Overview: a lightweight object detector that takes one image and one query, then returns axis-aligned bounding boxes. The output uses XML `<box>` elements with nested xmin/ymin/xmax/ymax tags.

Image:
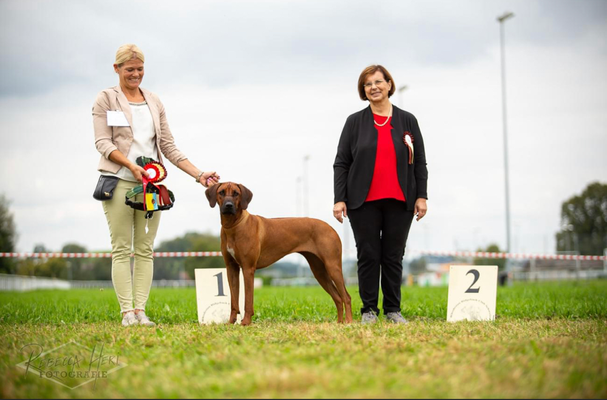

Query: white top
<box><xmin>113</xmin><ymin>101</ymin><xmax>158</xmax><ymax>182</ymax></box>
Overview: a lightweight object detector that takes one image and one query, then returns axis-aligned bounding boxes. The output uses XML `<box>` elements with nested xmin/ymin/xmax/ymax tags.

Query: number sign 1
<box><xmin>446</xmin><ymin>265</ymin><xmax>498</xmax><ymax>322</ymax></box>
<box><xmin>195</xmin><ymin>268</ymin><xmax>245</xmax><ymax>325</ymax></box>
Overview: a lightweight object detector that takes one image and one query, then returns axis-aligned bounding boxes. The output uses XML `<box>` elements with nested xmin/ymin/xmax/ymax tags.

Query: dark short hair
<box><xmin>357</xmin><ymin>65</ymin><xmax>395</xmax><ymax>101</ymax></box>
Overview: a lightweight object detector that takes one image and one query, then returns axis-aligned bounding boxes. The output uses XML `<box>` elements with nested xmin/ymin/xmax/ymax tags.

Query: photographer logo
<box><xmin>17</xmin><ymin>341</ymin><xmax>127</xmax><ymax>389</ymax></box>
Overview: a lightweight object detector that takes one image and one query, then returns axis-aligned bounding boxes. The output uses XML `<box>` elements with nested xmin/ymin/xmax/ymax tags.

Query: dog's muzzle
<box><xmin>221</xmin><ymin>200</ymin><xmax>236</xmax><ymax>214</ymax></box>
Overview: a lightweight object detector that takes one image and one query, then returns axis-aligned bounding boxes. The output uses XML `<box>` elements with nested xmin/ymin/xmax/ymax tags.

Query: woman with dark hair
<box><xmin>333</xmin><ymin>65</ymin><xmax>428</xmax><ymax>324</ymax></box>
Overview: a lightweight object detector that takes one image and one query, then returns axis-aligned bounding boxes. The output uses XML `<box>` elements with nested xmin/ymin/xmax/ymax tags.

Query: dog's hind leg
<box><xmin>325</xmin><ymin>266</ymin><xmax>353</xmax><ymax>323</ymax></box>
<box><xmin>300</xmin><ymin>252</ymin><xmax>345</xmax><ymax>323</ymax></box>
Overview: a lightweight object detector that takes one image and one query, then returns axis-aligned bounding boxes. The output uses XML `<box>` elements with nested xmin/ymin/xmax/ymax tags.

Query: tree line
<box><xmin>0</xmin><ymin>198</ymin><xmax>224</xmax><ymax>280</ymax></box>
<box><xmin>1</xmin><ymin>182</ymin><xmax>606</xmax><ymax>278</ymax></box>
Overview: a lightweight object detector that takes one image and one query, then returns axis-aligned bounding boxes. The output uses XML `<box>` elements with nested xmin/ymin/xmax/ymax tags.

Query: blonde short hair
<box><xmin>115</xmin><ymin>44</ymin><xmax>145</xmax><ymax>66</ymax></box>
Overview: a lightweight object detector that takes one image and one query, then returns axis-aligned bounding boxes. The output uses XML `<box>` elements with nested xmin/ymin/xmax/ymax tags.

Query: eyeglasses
<box><xmin>363</xmin><ymin>80</ymin><xmax>387</xmax><ymax>89</ymax></box>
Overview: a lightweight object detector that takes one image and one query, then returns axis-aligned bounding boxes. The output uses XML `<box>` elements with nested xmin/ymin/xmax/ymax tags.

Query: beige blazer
<box><xmin>92</xmin><ymin>85</ymin><xmax>187</xmax><ymax>173</ymax></box>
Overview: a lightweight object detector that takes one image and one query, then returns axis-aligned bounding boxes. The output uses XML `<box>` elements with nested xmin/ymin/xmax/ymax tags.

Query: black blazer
<box><xmin>333</xmin><ymin>105</ymin><xmax>428</xmax><ymax>211</ymax></box>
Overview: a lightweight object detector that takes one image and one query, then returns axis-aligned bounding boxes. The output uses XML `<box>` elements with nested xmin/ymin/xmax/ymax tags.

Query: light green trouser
<box><xmin>102</xmin><ymin>179</ymin><xmax>161</xmax><ymax>314</ymax></box>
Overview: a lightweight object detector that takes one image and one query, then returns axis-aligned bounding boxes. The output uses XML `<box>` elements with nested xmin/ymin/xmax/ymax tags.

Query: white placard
<box><xmin>106</xmin><ymin>111</ymin><xmax>130</xmax><ymax>127</ymax></box>
<box><xmin>447</xmin><ymin>265</ymin><xmax>498</xmax><ymax>322</ymax></box>
<box><xmin>195</xmin><ymin>268</ymin><xmax>244</xmax><ymax>325</ymax></box>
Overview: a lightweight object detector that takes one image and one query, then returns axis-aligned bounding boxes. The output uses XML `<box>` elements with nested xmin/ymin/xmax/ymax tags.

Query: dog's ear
<box><xmin>205</xmin><ymin>183</ymin><xmax>220</xmax><ymax>208</ymax></box>
<box><xmin>238</xmin><ymin>184</ymin><xmax>253</xmax><ymax>210</ymax></box>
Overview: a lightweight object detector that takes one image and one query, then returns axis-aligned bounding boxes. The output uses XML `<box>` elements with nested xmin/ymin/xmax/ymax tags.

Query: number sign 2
<box><xmin>465</xmin><ymin>269</ymin><xmax>481</xmax><ymax>293</ymax></box>
<box><xmin>446</xmin><ymin>265</ymin><xmax>498</xmax><ymax>322</ymax></box>
<box><xmin>195</xmin><ymin>268</ymin><xmax>245</xmax><ymax>325</ymax></box>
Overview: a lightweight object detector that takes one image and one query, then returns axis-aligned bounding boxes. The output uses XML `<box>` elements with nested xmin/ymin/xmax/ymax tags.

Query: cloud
<box><xmin>0</xmin><ymin>0</ymin><xmax>606</xmax><ymax>256</ymax></box>
<box><xmin>6</xmin><ymin>0</ymin><xmax>605</xmax><ymax>96</ymax></box>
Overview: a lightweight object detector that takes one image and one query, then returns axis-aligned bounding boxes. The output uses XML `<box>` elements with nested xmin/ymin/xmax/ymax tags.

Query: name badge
<box><xmin>107</xmin><ymin>111</ymin><xmax>130</xmax><ymax>127</ymax></box>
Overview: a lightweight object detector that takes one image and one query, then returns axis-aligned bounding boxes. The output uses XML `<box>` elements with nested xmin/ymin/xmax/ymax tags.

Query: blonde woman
<box><xmin>92</xmin><ymin>44</ymin><xmax>220</xmax><ymax>326</ymax></box>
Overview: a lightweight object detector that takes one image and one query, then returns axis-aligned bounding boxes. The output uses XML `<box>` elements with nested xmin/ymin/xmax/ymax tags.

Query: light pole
<box><xmin>300</xmin><ymin>155</ymin><xmax>311</xmax><ymax>279</ymax></box>
<box><xmin>563</xmin><ymin>223</ymin><xmax>579</xmax><ymax>254</ymax></box>
<box><xmin>497</xmin><ymin>11</ymin><xmax>514</xmax><ymax>255</ymax></box>
<box><xmin>397</xmin><ymin>85</ymin><xmax>408</xmax><ymax>109</ymax></box>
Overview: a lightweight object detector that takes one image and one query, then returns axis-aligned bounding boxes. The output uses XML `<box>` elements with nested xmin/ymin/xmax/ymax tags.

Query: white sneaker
<box><xmin>135</xmin><ymin>311</ymin><xmax>156</xmax><ymax>327</ymax></box>
<box><xmin>361</xmin><ymin>311</ymin><xmax>379</xmax><ymax>325</ymax></box>
<box><xmin>386</xmin><ymin>312</ymin><xmax>409</xmax><ymax>324</ymax></box>
<box><xmin>121</xmin><ymin>311</ymin><xmax>139</xmax><ymax>326</ymax></box>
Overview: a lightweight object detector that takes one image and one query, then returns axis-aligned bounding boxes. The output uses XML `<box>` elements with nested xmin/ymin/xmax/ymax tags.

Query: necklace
<box><xmin>373</xmin><ymin>105</ymin><xmax>392</xmax><ymax>127</ymax></box>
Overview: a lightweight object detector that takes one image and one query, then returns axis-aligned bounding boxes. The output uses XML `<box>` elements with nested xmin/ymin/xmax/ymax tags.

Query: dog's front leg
<box><xmin>225</xmin><ymin>258</ymin><xmax>241</xmax><ymax>324</ymax></box>
<box><xmin>240</xmin><ymin>266</ymin><xmax>256</xmax><ymax>326</ymax></box>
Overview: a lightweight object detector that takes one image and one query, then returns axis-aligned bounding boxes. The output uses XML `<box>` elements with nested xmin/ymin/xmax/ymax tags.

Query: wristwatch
<box><xmin>195</xmin><ymin>171</ymin><xmax>204</xmax><ymax>183</ymax></box>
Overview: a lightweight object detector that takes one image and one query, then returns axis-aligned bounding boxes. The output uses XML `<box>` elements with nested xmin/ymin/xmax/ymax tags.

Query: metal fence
<box><xmin>69</xmin><ymin>279</ymin><xmax>197</xmax><ymax>289</ymax></box>
<box><xmin>0</xmin><ymin>274</ymin><xmax>200</xmax><ymax>291</ymax></box>
<box><xmin>512</xmin><ymin>269</ymin><xmax>606</xmax><ymax>281</ymax></box>
<box><xmin>1</xmin><ymin>250</ymin><xmax>605</xmax><ymax>290</ymax></box>
<box><xmin>0</xmin><ymin>273</ymin><xmax>70</xmax><ymax>291</ymax></box>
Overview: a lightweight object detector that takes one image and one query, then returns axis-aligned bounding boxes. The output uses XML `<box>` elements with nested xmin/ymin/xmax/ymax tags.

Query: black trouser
<box><xmin>348</xmin><ymin>199</ymin><xmax>414</xmax><ymax>315</ymax></box>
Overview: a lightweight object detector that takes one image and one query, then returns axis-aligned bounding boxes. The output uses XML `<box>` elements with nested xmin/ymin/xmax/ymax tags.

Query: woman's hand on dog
<box><xmin>201</xmin><ymin>171</ymin><xmax>220</xmax><ymax>188</ymax></box>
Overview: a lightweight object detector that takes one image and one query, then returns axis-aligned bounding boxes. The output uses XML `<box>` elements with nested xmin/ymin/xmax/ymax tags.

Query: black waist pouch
<box><xmin>93</xmin><ymin>175</ymin><xmax>120</xmax><ymax>201</ymax></box>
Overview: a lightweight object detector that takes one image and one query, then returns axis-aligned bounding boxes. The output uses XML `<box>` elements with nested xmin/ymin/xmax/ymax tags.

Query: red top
<box><xmin>365</xmin><ymin>115</ymin><xmax>406</xmax><ymax>203</ymax></box>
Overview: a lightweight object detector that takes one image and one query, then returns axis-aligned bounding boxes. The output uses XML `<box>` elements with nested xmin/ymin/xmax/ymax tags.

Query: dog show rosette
<box><xmin>125</xmin><ymin>156</ymin><xmax>175</xmax><ymax>219</ymax></box>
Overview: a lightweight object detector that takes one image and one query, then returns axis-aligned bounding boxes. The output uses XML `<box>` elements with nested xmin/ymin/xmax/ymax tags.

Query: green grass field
<box><xmin>1</xmin><ymin>281</ymin><xmax>606</xmax><ymax>398</ymax></box>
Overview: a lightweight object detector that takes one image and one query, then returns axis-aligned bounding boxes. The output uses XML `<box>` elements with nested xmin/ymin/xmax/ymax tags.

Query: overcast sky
<box><xmin>0</xmin><ymin>0</ymin><xmax>605</xmax><ymax>260</ymax></box>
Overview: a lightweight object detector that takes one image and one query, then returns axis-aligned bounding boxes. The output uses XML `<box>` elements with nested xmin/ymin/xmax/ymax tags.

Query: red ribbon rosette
<box><xmin>141</xmin><ymin>161</ymin><xmax>167</xmax><ymax>212</ymax></box>
<box><xmin>403</xmin><ymin>131</ymin><xmax>414</xmax><ymax>164</ymax></box>
<box><xmin>143</xmin><ymin>161</ymin><xmax>167</xmax><ymax>183</ymax></box>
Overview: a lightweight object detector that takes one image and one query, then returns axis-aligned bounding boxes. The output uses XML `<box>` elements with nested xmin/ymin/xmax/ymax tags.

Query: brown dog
<box><xmin>205</xmin><ymin>182</ymin><xmax>353</xmax><ymax>325</ymax></box>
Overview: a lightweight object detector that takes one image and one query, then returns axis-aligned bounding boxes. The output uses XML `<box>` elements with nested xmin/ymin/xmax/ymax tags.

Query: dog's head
<box><xmin>205</xmin><ymin>182</ymin><xmax>253</xmax><ymax>215</ymax></box>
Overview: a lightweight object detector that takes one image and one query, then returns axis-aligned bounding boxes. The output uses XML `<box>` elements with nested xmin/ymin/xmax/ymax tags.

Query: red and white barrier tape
<box><xmin>0</xmin><ymin>250</ymin><xmax>604</xmax><ymax>261</ymax></box>
<box><xmin>0</xmin><ymin>251</ymin><xmax>222</xmax><ymax>258</ymax></box>
<box><xmin>413</xmin><ymin>250</ymin><xmax>605</xmax><ymax>261</ymax></box>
